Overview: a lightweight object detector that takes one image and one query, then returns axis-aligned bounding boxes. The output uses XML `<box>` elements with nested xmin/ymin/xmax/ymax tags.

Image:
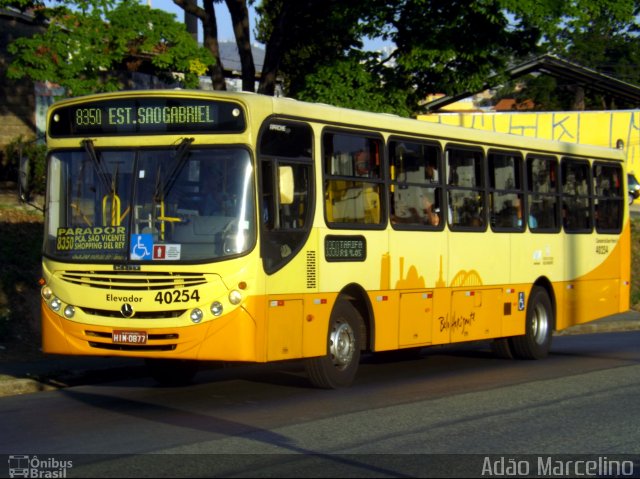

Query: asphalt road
<box><xmin>0</xmin><ymin>330</ymin><xmax>639</xmax><ymax>478</ymax></box>
<box><xmin>1</xmin><ymin>310</ymin><xmax>639</xmax><ymax>399</ymax></box>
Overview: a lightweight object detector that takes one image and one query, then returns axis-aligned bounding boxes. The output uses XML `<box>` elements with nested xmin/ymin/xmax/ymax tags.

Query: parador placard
<box><xmin>56</xmin><ymin>226</ymin><xmax>126</xmax><ymax>252</ymax></box>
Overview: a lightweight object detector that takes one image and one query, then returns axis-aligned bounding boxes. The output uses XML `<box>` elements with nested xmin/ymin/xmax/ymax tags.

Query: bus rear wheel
<box><xmin>511</xmin><ymin>286</ymin><xmax>554</xmax><ymax>359</ymax></box>
<box><xmin>305</xmin><ymin>300</ymin><xmax>363</xmax><ymax>389</ymax></box>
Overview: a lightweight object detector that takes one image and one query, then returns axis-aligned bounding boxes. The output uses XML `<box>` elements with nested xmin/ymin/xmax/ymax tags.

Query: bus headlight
<box><xmin>229</xmin><ymin>290</ymin><xmax>242</xmax><ymax>305</ymax></box>
<box><xmin>50</xmin><ymin>297</ymin><xmax>62</xmax><ymax>312</ymax></box>
<box><xmin>64</xmin><ymin>305</ymin><xmax>75</xmax><ymax>318</ymax></box>
<box><xmin>42</xmin><ymin>286</ymin><xmax>53</xmax><ymax>300</ymax></box>
<box><xmin>190</xmin><ymin>308</ymin><xmax>203</xmax><ymax>323</ymax></box>
<box><xmin>210</xmin><ymin>301</ymin><xmax>223</xmax><ymax>316</ymax></box>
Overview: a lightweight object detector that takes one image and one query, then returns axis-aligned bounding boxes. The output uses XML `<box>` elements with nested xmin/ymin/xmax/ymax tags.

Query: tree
<box><xmin>172</xmin><ymin>0</ymin><xmax>255</xmax><ymax>91</ymax></box>
<box><xmin>254</xmin><ymin>0</ymin><xmax>371</xmax><ymax>96</ymax></box>
<box><xmin>294</xmin><ymin>56</ymin><xmax>412</xmax><ymax>116</ymax></box>
<box><xmin>254</xmin><ymin>0</ymin><xmax>639</xmax><ymax>114</ymax></box>
<box><xmin>5</xmin><ymin>0</ymin><xmax>215</xmax><ymax>96</ymax></box>
<box><xmin>491</xmin><ymin>1</ymin><xmax>640</xmax><ymax>110</ymax></box>
<box><xmin>173</xmin><ymin>0</ymin><xmax>226</xmax><ymax>90</ymax></box>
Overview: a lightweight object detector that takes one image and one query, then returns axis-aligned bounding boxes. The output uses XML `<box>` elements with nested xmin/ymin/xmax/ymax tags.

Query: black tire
<box><xmin>511</xmin><ymin>286</ymin><xmax>554</xmax><ymax>359</ymax></box>
<box><xmin>491</xmin><ymin>337</ymin><xmax>514</xmax><ymax>359</ymax></box>
<box><xmin>145</xmin><ymin>358</ymin><xmax>199</xmax><ymax>386</ymax></box>
<box><xmin>305</xmin><ymin>300</ymin><xmax>363</xmax><ymax>389</ymax></box>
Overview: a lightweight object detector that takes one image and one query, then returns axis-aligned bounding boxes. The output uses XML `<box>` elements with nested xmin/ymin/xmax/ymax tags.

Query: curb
<box><xmin>555</xmin><ymin>319</ymin><xmax>640</xmax><ymax>335</ymax></box>
<box><xmin>0</xmin><ymin>363</ymin><xmax>147</xmax><ymax>398</ymax></box>
<box><xmin>0</xmin><ymin>377</ymin><xmax>59</xmax><ymax>397</ymax></box>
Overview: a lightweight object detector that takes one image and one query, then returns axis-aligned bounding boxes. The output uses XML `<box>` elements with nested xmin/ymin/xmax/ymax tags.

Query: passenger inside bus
<box><xmin>425</xmin><ymin>160</ymin><xmax>439</xmax><ymax>183</ymax></box>
<box><xmin>420</xmin><ymin>192</ymin><xmax>440</xmax><ymax>225</ymax></box>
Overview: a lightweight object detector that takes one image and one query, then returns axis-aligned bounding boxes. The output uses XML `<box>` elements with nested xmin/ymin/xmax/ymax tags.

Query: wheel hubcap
<box><xmin>329</xmin><ymin>320</ymin><xmax>355</xmax><ymax>370</ymax></box>
<box><xmin>532</xmin><ymin>303</ymin><xmax>549</xmax><ymax>345</ymax></box>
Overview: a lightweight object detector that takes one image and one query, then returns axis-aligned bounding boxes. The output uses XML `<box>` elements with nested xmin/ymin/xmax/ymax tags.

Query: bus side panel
<box><xmin>266</xmin><ymin>299</ymin><xmax>303</xmax><ymax>361</ymax></box>
<box><xmin>302</xmin><ymin>293</ymin><xmax>338</xmax><ymax>358</ymax></box>
<box><xmin>556</xmin><ymin>222</ymin><xmax>631</xmax><ymax>330</ymax></box>
<box><xmin>399</xmin><ymin>291</ymin><xmax>434</xmax><ymax>346</ymax></box>
<box><xmin>500</xmin><ymin>286</ymin><xmax>527</xmax><ymax>337</ymax></box>
<box><xmin>448</xmin><ymin>289</ymin><xmax>502</xmax><ymax>342</ymax></box>
<box><xmin>369</xmin><ymin>290</ymin><xmax>400</xmax><ymax>352</ymax></box>
<box><xmin>560</xmin><ymin>279</ymin><xmax>620</xmax><ymax>330</ymax></box>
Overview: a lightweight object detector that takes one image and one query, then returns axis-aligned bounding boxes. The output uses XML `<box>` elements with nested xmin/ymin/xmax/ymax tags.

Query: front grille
<box><xmin>81</xmin><ymin>307</ymin><xmax>186</xmax><ymax>319</ymax></box>
<box><xmin>88</xmin><ymin>342</ymin><xmax>177</xmax><ymax>352</ymax></box>
<box><xmin>59</xmin><ymin>270</ymin><xmax>207</xmax><ymax>291</ymax></box>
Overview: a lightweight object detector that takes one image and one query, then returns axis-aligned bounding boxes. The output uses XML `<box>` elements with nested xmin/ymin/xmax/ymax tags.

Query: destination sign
<box><xmin>325</xmin><ymin>235</ymin><xmax>367</xmax><ymax>262</ymax></box>
<box><xmin>48</xmin><ymin>97</ymin><xmax>245</xmax><ymax>136</ymax></box>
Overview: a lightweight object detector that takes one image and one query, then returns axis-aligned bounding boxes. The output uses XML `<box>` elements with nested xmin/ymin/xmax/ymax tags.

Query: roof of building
<box><xmin>219</xmin><ymin>42</ymin><xmax>265</xmax><ymax>75</ymax></box>
<box><xmin>422</xmin><ymin>54</ymin><xmax>640</xmax><ymax>112</ymax></box>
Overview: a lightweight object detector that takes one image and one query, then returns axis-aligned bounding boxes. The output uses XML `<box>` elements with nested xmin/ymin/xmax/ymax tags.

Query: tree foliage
<box><xmin>6</xmin><ymin>0</ymin><xmax>215</xmax><ymax>96</ymax></box>
<box><xmin>253</xmin><ymin>0</ymin><xmax>640</xmax><ymax>114</ymax></box>
<box><xmin>5</xmin><ymin>0</ymin><xmax>639</xmax><ymax>111</ymax></box>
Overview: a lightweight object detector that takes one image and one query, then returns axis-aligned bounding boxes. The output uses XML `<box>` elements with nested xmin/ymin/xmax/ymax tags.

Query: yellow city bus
<box><xmin>41</xmin><ymin>90</ymin><xmax>630</xmax><ymax>388</ymax></box>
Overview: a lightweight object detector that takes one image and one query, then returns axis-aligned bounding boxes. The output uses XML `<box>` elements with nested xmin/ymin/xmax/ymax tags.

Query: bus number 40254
<box><xmin>154</xmin><ymin>289</ymin><xmax>201</xmax><ymax>304</ymax></box>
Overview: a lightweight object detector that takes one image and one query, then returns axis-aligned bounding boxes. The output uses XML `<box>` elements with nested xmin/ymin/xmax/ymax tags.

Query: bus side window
<box><xmin>594</xmin><ymin>162</ymin><xmax>623</xmax><ymax>233</ymax></box>
<box><xmin>323</xmin><ymin>131</ymin><xmax>385</xmax><ymax>226</ymax></box>
<box><xmin>527</xmin><ymin>156</ymin><xmax>560</xmax><ymax>232</ymax></box>
<box><xmin>561</xmin><ymin>158</ymin><xmax>592</xmax><ymax>233</ymax></box>
<box><xmin>446</xmin><ymin>147</ymin><xmax>485</xmax><ymax>230</ymax></box>
<box><xmin>389</xmin><ymin>139</ymin><xmax>443</xmax><ymax>229</ymax></box>
<box><xmin>489</xmin><ymin>150</ymin><xmax>524</xmax><ymax>232</ymax></box>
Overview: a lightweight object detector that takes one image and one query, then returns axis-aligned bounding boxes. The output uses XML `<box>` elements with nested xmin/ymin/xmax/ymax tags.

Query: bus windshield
<box><xmin>44</xmin><ymin>145</ymin><xmax>256</xmax><ymax>262</ymax></box>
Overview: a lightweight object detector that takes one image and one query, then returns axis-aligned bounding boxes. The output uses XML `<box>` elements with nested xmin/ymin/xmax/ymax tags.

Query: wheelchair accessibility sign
<box><xmin>130</xmin><ymin>234</ymin><xmax>153</xmax><ymax>260</ymax></box>
<box><xmin>130</xmin><ymin>235</ymin><xmax>181</xmax><ymax>261</ymax></box>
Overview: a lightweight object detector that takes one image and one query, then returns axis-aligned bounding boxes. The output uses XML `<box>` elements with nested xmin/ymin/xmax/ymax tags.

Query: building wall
<box><xmin>417</xmin><ymin>110</ymin><xmax>640</xmax><ymax>176</ymax></box>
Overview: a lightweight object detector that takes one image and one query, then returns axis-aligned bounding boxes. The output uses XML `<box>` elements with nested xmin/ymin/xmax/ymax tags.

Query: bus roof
<box><xmin>49</xmin><ymin>89</ymin><xmax>626</xmax><ymax>162</ymax></box>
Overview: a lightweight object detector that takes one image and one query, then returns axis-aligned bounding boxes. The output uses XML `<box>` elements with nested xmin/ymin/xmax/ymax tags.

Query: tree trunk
<box><xmin>184</xmin><ymin>0</ymin><xmax>198</xmax><ymax>41</ymax></box>
<box><xmin>173</xmin><ymin>0</ymin><xmax>226</xmax><ymax>90</ymax></box>
<box><xmin>225</xmin><ymin>0</ymin><xmax>256</xmax><ymax>92</ymax></box>
<box><xmin>258</xmin><ymin>3</ymin><xmax>290</xmax><ymax>96</ymax></box>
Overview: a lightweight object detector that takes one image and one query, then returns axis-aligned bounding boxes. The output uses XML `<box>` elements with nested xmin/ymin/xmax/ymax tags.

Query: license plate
<box><xmin>112</xmin><ymin>330</ymin><xmax>147</xmax><ymax>344</ymax></box>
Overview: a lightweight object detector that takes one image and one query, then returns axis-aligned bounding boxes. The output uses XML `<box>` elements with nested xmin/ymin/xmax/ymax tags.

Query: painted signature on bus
<box><xmin>439</xmin><ymin>312</ymin><xmax>476</xmax><ymax>336</ymax></box>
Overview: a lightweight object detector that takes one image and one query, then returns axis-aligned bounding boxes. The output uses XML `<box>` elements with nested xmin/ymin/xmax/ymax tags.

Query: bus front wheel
<box><xmin>305</xmin><ymin>300</ymin><xmax>363</xmax><ymax>389</ymax></box>
<box><xmin>511</xmin><ymin>286</ymin><xmax>554</xmax><ymax>359</ymax></box>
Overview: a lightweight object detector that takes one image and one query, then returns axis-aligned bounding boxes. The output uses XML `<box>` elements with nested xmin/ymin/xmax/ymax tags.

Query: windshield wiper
<box><xmin>82</xmin><ymin>139</ymin><xmax>113</xmax><ymax>195</ymax></box>
<box><xmin>161</xmin><ymin>137</ymin><xmax>194</xmax><ymax>201</ymax></box>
